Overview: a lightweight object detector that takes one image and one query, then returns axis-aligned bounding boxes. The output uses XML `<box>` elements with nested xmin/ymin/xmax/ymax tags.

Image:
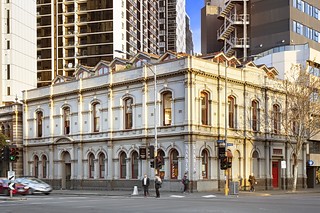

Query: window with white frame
<box><xmin>251</xmin><ymin>100</ymin><xmax>259</xmax><ymax>131</ymax></box>
<box><xmin>93</xmin><ymin>103</ymin><xmax>100</xmax><ymax>132</ymax></box>
<box><xmin>88</xmin><ymin>153</ymin><xmax>95</xmax><ymax>178</ymax></box>
<box><xmin>201</xmin><ymin>91</ymin><xmax>209</xmax><ymax>125</ymax></box>
<box><xmin>63</xmin><ymin>107</ymin><xmax>70</xmax><ymax>135</ymax></box>
<box><xmin>228</xmin><ymin>96</ymin><xmax>236</xmax><ymax>128</ymax></box>
<box><xmin>36</xmin><ymin>111</ymin><xmax>43</xmax><ymax>137</ymax></box>
<box><xmin>124</xmin><ymin>98</ymin><xmax>133</xmax><ymax>129</ymax></box>
<box><xmin>162</xmin><ymin>91</ymin><xmax>172</xmax><ymax>126</ymax></box>
<box><xmin>272</xmin><ymin>104</ymin><xmax>281</xmax><ymax>134</ymax></box>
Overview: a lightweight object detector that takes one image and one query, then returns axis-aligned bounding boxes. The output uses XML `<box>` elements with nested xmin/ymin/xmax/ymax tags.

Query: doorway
<box><xmin>272</xmin><ymin>161</ymin><xmax>279</xmax><ymax>188</ymax></box>
<box><xmin>61</xmin><ymin>151</ymin><xmax>71</xmax><ymax>189</ymax></box>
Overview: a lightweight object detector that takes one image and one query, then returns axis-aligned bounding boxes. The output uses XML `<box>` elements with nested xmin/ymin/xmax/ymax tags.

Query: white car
<box><xmin>16</xmin><ymin>177</ymin><xmax>52</xmax><ymax>195</ymax></box>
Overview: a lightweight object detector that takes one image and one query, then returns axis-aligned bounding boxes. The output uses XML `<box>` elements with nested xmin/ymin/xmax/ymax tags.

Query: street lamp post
<box><xmin>115</xmin><ymin>50</ymin><xmax>158</xmax><ymax>174</ymax></box>
<box><xmin>224</xmin><ymin>61</ymin><xmax>229</xmax><ymax>196</ymax></box>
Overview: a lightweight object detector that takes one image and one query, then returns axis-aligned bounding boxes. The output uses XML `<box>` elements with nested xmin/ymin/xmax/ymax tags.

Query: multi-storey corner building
<box><xmin>0</xmin><ymin>0</ymin><xmax>36</xmax><ymax>105</ymax></box>
<box><xmin>201</xmin><ymin>0</ymin><xmax>320</xmax><ymax>60</ymax></box>
<box><xmin>36</xmin><ymin>0</ymin><xmax>159</xmax><ymax>87</ymax></box>
<box><xmin>23</xmin><ymin>51</ymin><xmax>309</xmax><ymax>191</ymax></box>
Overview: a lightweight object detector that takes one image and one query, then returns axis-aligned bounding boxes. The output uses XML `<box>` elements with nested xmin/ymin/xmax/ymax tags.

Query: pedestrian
<box><xmin>181</xmin><ymin>172</ymin><xmax>189</xmax><ymax>193</ymax></box>
<box><xmin>248</xmin><ymin>173</ymin><xmax>256</xmax><ymax>192</ymax></box>
<box><xmin>141</xmin><ymin>174</ymin><xmax>150</xmax><ymax>197</ymax></box>
<box><xmin>154</xmin><ymin>174</ymin><xmax>162</xmax><ymax>198</ymax></box>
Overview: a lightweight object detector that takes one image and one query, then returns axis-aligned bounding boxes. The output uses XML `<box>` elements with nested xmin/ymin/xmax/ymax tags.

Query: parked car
<box><xmin>15</xmin><ymin>177</ymin><xmax>52</xmax><ymax>195</ymax></box>
<box><xmin>0</xmin><ymin>178</ymin><xmax>29</xmax><ymax>196</ymax></box>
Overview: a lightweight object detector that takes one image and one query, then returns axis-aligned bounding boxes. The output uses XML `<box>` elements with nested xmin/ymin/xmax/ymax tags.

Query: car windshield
<box><xmin>26</xmin><ymin>178</ymin><xmax>47</xmax><ymax>184</ymax></box>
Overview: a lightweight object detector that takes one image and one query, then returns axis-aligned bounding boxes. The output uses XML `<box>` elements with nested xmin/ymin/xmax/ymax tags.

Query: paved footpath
<box><xmin>50</xmin><ymin>187</ymin><xmax>320</xmax><ymax>198</ymax></box>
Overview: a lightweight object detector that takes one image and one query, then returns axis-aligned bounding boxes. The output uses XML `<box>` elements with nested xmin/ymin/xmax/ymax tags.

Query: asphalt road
<box><xmin>1</xmin><ymin>193</ymin><xmax>320</xmax><ymax>213</ymax></box>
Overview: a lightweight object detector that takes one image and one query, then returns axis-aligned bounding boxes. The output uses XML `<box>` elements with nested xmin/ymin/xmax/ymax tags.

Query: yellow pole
<box><xmin>224</xmin><ymin>61</ymin><xmax>229</xmax><ymax>196</ymax></box>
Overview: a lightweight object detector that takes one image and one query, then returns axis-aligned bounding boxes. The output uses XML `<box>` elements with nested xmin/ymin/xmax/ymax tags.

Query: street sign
<box><xmin>281</xmin><ymin>160</ymin><xmax>286</xmax><ymax>169</ymax></box>
<box><xmin>9</xmin><ymin>182</ymin><xmax>15</xmax><ymax>190</ymax></box>
<box><xmin>217</xmin><ymin>140</ymin><xmax>225</xmax><ymax>143</ymax></box>
<box><xmin>8</xmin><ymin>171</ymin><xmax>15</xmax><ymax>181</ymax></box>
<box><xmin>227</xmin><ymin>143</ymin><xmax>233</xmax><ymax>146</ymax></box>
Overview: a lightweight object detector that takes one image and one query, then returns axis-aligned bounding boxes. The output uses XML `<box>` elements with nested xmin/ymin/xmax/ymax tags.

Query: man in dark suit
<box><xmin>142</xmin><ymin>174</ymin><xmax>150</xmax><ymax>197</ymax></box>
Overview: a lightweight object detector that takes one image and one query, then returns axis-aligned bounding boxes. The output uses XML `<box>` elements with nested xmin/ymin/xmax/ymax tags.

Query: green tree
<box><xmin>0</xmin><ymin>133</ymin><xmax>7</xmax><ymax>148</ymax></box>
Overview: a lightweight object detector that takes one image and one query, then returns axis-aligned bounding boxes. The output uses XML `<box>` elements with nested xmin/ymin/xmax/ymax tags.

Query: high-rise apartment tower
<box><xmin>1</xmin><ymin>0</ymin><xmax>36</xmax><ymax>104</ymax></box>
<box><xmin>36</xmin><ymin>0</ymin><xmax>159</xmax><ymax>87</ymax></box>
<box><xmin>201</xmin><ymin>0</ymin><xmax>320</xmax><ymax>60</ymax></box>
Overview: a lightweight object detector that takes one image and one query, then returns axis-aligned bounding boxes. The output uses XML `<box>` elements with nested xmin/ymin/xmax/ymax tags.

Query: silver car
<box><xmin>16</xmin><ymin>177</ymin><xmax>52</xmax><ymax>195</ymax></box>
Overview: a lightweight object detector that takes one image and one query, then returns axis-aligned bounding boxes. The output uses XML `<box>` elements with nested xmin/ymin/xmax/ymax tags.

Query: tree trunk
<box><xmin>292</xmin><ymin>163</ymin><xmax>298</xmax><ymax>192</ymax></box>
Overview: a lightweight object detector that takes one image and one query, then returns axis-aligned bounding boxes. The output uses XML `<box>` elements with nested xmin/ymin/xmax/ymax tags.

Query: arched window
<box><xmin>201</xmin><ymin>92</ymin><xmax>209</xmax><ymax>125</ymax></box>
<box><xmin>88</xmin><ymin>153</ymin><xmax>95</xmax><ymax>178</ymax></box>
<box><xmin>63</xmin><ymin>107</ymin><xmax>70</xmax><ymax>135</ymax></box>
<box><xmin>37</xmin><ymin>111</ymin><xmax>43</xmax><ymax>137</ymax></box>
<box><xmin>92</xmin><ymin>103</ymin><xmax>100</xmax><ymax>132</ymax></box>
<box><xmin>252</xmin><ymin>151</ymin><xmax>259</xmax><ymax>176</ymax></box>
<box><xmin>97</xmin><ymin>66</ymin><xmax>108</xmax><ymax>75</ymax></box>
<box><xmin>170</xmin><ymin>149</ymin><xmax>179</xmax><ymax>179</ymax></box>
<box><xmin>34</xmin><ymin>156</ymin><xmax>39</xmax><ymax>177</ymax></box>
<box><xmin>1</xmin><ymin>125</ymin><xmax>5</xmax><ymax>135</ymax></box>
<box><xmin>120</xmin><ymin>152</ymin><xmax>127</xmax><ymax>179</ymax></box>
<box><xmin>6</xmin><ymin>125</ymin><xmax>10</xmax><ymax>138</ymax></box>
<box><xmin>162</xmin><ymin>92</ymin><xmax>172</xmax><ymax>126</ymax></box>
<box><xmin>273</xmin><ymin>104</ymin><xmax>281</xmax><ymax>134</ymax></box>
<box><xmin>42</xmin><ymin>155</ymin><xmax>47</xmax><ymax>178</ymax></box>
<box><xmin>157</xmin><ymin>150</ymin><xmax>165</xmax><ymax>179</ymax></box>
<box><xmin>98</xmin><ymin>153</ymin><xmax>105</xmax><ymax>178</ymax></box>
<box><xmin>201</xmin><ymin>149</ymin><xmax>209</xmax><ymax>179</ymax></box>
<box><xmin>252</xmin><ymin>100</ymin><xmax>259</xmax><ymax>131</ymax></box>
<box><xmin>124</xmin><ymin>98</ymin><xmax>133</xmax><ymax>129</ymax></box>
<box><xmin>228</xmin><ymin>96</ymin><xmax>236</xmax><ymax>128</ymax></box>
<box><xmin>131</xmin><ymin>151</ymin><xmax>138</xmax><ymax>179</ymax></box>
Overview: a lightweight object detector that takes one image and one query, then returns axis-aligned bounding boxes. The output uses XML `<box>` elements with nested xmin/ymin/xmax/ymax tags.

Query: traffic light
<box><xmin>9</xmin><ymin>146</ymin><xmax>19</xmax><ymax>161</ymax></box>
<box><xmin>218</xmin><ymin>146</ymin><xmax>225</xmax><ymax>159</ymax></box>
<box><xmin>150</xmin><ymin>160</ymin><xmax>155</xmax><ymax>168</ymax></box>
<box><xmin>1</xmin><ymin>146</ymin><xmax>9</xmax><ymax>161</ymax></box>
<box><xmin>155</xmin><ymin>156</ymin><xmax>163</xmax><ymax>169</ymax></box>
<box><xmin>220</xmin><ymin>156</ymin><xmax>228</xmax><ymax>170</ymax></box>
<box><xmin>148</xmin><ymin>145</ymin><xmax>154</xmax><ymax>159</ymax></box>
<box><xmin>227</xmin><ymin>158</ymin><xmax>232</xmax><ymax>169</ymax></box>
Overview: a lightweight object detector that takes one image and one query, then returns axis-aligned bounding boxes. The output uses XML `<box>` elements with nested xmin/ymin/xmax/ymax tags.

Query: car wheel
<box><xmin>3</xmin><ymin>189</ymin><xmax>9</xmax><ymax>196</ymax></box>
<box><xmin>44</xmin><ymin>192</ymin><xmax>50</xmax><ymax>195</ymax></box>
<box><xmin>29</xmin><ymin>188</ymin><xmax>34</xmax><ymax>195</ymax></box>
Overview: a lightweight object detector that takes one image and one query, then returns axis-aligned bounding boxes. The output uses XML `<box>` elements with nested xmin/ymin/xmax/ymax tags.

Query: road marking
<box><xmin>170</xmin><ymin>195</ymin><xmax>185</xmax><ymax>198</ymax></box>
<box><xmin>202</xmin><ymin>195</ymin><xmax>217</xmax><ymax>198</ymax></box>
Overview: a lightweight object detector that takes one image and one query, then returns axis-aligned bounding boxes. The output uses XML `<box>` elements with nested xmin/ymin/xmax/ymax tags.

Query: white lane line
<box><xmin>170</xmin><ymin>195</ymin><xmax>185</xmax><ymax>198</ymax></box>
<box><xmin>202</xmin><ymin>195</ymin><xmax>217</xmax><ymax>198</ymax></box>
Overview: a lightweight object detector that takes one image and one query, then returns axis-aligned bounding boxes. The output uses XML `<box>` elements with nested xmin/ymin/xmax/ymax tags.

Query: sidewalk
<box><xmin>50</xmin><ymin>187</ymin><xmax>320</xmax><ymax>198</ymax></box>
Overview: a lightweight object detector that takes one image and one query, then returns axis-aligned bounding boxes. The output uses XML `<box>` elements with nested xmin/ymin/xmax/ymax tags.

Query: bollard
<box><xmin>132</xmin><ymin>185</ymin><xmax>139</xmax><ymax>195</ymax></box>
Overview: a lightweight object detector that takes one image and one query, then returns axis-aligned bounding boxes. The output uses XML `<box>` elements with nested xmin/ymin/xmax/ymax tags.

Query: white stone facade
<box><xmin>22</xmin><ymin>53</ymin><xmax>306</xmax><ymax>191</ymax></box>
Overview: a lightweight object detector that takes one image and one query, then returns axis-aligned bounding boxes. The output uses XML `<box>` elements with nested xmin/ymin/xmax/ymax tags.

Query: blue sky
<box><xmin>186</xmin><ymin>0</ymin><xmax>203</xmax><ymax>54</ymax></box>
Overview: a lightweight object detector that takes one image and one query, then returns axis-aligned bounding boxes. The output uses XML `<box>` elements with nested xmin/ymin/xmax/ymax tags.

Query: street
<box><xmin>1</xmin><ymin>192</ymin><xmax>320</xmax><ymax>213</ymax></box>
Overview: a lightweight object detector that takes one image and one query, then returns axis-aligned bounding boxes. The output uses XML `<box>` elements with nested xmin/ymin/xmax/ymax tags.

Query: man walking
<box><xmin>141</xmin><ymin>174</ymin><xmax>150</xmax><ymax>197</ymax></box>
<box><xmin>182</xmin><ymin>172</ymin><xmax>189</xmax><ymax>193</ymax></box>
<box><xmin>154</xmin><ymin>174</ymin><xmax>162</xmax><ymax>198</ymax></box>
<box><xmin>248</xmin><ymin>173</ymin><xmax>256</xmax><ymax>192</ymax></box>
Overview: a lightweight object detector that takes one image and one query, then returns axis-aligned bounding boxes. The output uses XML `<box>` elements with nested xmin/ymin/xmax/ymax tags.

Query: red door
<box><xmin>272</xmin><ymin>161</ymin><xmax>279</xmax><ymax>188</ymax></box>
